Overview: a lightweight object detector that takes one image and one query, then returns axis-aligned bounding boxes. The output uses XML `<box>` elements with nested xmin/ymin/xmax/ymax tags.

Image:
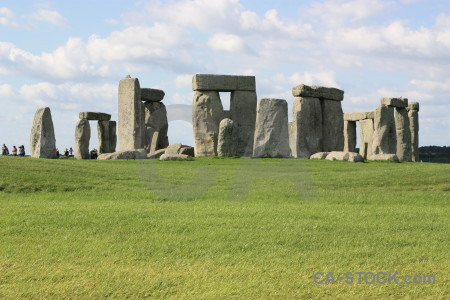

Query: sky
<box><xmin>0</xmin><ymin>0</ymin><xmax>449</xmax><ymax>151</ymax></box>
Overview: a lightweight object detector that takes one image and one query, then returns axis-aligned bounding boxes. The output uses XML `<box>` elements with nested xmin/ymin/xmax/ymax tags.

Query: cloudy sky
<box><xmin>0</xmin><ymin>0</ymin><xmax>449</xmax><ymax>151</ymax></box>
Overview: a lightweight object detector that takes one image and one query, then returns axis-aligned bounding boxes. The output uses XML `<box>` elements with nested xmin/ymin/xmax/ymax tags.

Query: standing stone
<box><xmin>98</xmin><ymin>121</ymin><xmax>116</xmax><ymax>154</ymax></box>
<box><xmin>149</xmin><ymin>131</ymin><xmax>159</xmax><ymax>154</ymax></box>
<box><xmin>359</xmin><ymin>119</ymin><xmax>374</xmax><ymax>159</ymax></box>
<box><xmin>230</xmin><ymin>91</ymin><xmax>257</xmax><ymax>156</ymax></box>
<box><xmin>118</xmin><ymin>75</ymin><xmax>143</xmax><ymax>151</ymax></box>
<box><xmin>217</xmin><ymin>118</ymin><xmax>238</xmax><ymax>157</ymax></box>
<box><xmin>29</xmin><ymin>107</ymin><xmax>57</xmax><ymax>159</ymax></box>
<box><xmin>253</xmin><ymin>99</ymin><xmax>290</xmax><ymax>158</ymax></box>
<box><xmin>395</xmin><ymin>108</ymin><xmax>412</xmax><ymax>162</ymax></box>
<box><xmin>321</xmin><ymin>100</ymin><xmax>344</xmax><ymax>152</ymax></box>
<box><xmin>343</xmin><ymin>121</ymin><xmax>356</xmax><ymax>152</ymax></box>
<box><xmin>109</xmin><ymin>121</ymin><xmax>117</xmax><ymax>153</ymax></box>
<box><xmin>74</xmin><ymin>119</ymin><xmax>90</xmax><ymax>159</ymax></box>
<box><xmin>289</xmin><ymin>97</ymin><xmax>323</xmax><ymax>158</ymax></box>
<box><xmin>408</xmin><ymin>108</ymin><xmax>419</xmax><ymax>162</ymax></box>
<box><xmin>192</xmin><ymin>91</ymin><xmax>224</xmax><ymax>157</ymax></box>
<box><xmin>143</xmin><ymin>102</ymin><xmax>169</xmax><ymax>152</ymax></box>
<box><xmin>372</xmin><ymin>105</ymin><xmax>396</xmax><ymax>155</ymax></box>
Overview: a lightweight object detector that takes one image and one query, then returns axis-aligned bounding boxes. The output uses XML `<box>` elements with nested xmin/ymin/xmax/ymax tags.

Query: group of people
<box><xmin>2</xmin><ymin>144</ymin><xmax>26</xmax><ymax>156</ymax></box>
<box><xmin>56</xmin><ymin>148</ymin><xmax>74</xmax><ymax>158</ymax></box>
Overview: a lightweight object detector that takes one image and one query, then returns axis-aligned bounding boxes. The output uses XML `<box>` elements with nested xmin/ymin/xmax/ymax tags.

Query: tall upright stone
<box><xmin>359</xmin><ymin>119</ymin><xmax>374</xmax><ymax>159</ymax></box>
<box><xmin>289</xmin><ymin>97</ymin><xmax>322</xmax><ymax>158</ymax></box>
<box><xmin>74</xmin><ymin>119</ymin><xmax>90</xmax><ymax>159</ymax></box>
<box><xmin>217</xmin><ymin>118</ymin><xmax>238</xmax><ymax>157</ymax></box>
<box><xmin>343</xmin><ymin>121</ymin><xmax>356</xmax><ymax>152</ymax></box>
<box><xmin>192</xmin><ymin>91</ymin><xmax>224</xmax><ymax>157</ymax></box>
<box><xmin>395</xmin><ymin>107</ymin><xmax>412</xmax><ymax>162</ymax></box>
<box><xmin>407</xmin><ymin>102</ymin><xmax>419</xmax><ymax>162</ymax></box>
<box><xmin>118</xmin><ymin>75</ymin><xmax>143</xmax><ymax>151</ymax></box>
<box><xmin>253</xmin><ymin>98</ymin><xmax>290</xmax><ymax>158</ymax></box>
<box><xmin>230</xmin><ymin>90</ymin><xmax>257</xmax><ymax>156</ymax></box>
<box><xmin>29</xmin><ymin>107</ymin><xmax>57</xmax><ymax>159</ymax></box>
<box><xmin>321</xmin><ymin>100</ymin><xmax>344</xmax><ymax>152</ymax></box>
<box><xmin>109</xmin><ymin>121</ymin><xmax>117</xmax><ymax>153</ymax></box>
<box><xmin>98</xmin><ymin>120</ymin><xmax>116</xmax><ymax>154</ymax></box>
<box><xmin>143</xmin><ymin>102</ymin><xmax>169</xmax><ymax>152</ymax></box>
<box><xmin>372</xmin><ymin>105</ymin><xmax>396</xmax><ymax>155</ymax></box>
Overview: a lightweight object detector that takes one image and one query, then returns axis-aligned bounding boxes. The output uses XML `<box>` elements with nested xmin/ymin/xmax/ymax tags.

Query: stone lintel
<box><xmin>292</xmin><ymin>84</ymin><xmax>344</xmax><ymax>101</ymax></box>
<box><xmin>192</xmin><ymin>74</ymin><xmax>256</xmax><ymax>91</ymax></box>
<box><xmin>407</xmin><ymin>102</ymin><xmax>419</xmax><ymax>112</ymax></box>
<box><xmin>141</xmin><ymin>88</ymin><xmax>165</xmax><ymax>102</ymax></box>
<box><xmin>79</xmin><ymin>112</ymin><xmax>111</xmax><ymax>121</ymax></box>
<box><xmin>380</xmin><ymin>97</ymin><xmax>408</xmax><ymax>108</ymax></box>
<box><xmin>343</xmin><ymin>111</ymin><xmax>375</xmax><ymax>121</ymax></box>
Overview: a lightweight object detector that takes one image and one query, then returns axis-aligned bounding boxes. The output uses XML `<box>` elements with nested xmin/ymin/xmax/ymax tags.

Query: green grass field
<box><xmin>0</xmin><ymin>156</ymin><xmax>449</xmax><ymax>299</ymax></box>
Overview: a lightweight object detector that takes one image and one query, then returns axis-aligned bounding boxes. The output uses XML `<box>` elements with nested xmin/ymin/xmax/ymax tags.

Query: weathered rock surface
<box><xmin>344</xmin><ymin>121</ymin><xmax>356</xmax><ymax>152</ymax></box>
<box><xmin>381</xmin><ymin>97</ymin><xmax>408</xmax><ymax>108</ymax></box>
<box><xmin>97</xmin><ymin>121</ymin><xmax>116</xmax><ymax>154</ymax></box>
<box><xmin>292</xmin><ymin>84</ymin><xmax>344</xmax><ymax>101</ymax></box>
<box><xmin>30</xmin><ymin>107</ymin><xmax>57</xmax><ymax>159</ymax></box>
<box><xmin>253</xmin><ymin>98</ymin><xmax>290</xmax><ymax>158</ymax></box>
<box><xmin>118</xmin><ymin>76</ymin><xmax>144</xmax><ymax>151</ymax></box>
<box><xmin>230</xmin><ymin>90</ymin><xmax>257</xmax><ymax>156</ymax></box>
<box><xmin>74</xmin><ymin>119</ymin><xmax>91</xmax><ymax>159</ymax></box>
<box><xmin>192</xmin><ymin>74</ymin><xmax>256</xmax><ymax>91</ymax></box>
<box><xmin>79</xmin><ymin>112</ymin><xmax>111</xmax><ymax>121</ymax></box>
<box><xmin>143</xmin><ymin>102</ymin><xmax>169</xmax><ymax>152</ymax></box>
<box><xmin>148</xmin><ymin>148</ymin><xmax>166</xmax><ymax>159</ymax></box>
<box><xmin>408</xmin><ymin>109</ymin><xmax>419</xmax><ymax>162</ymax></box>
<box><xmin>289</xmin><ymin>97</ymin><xmax>322</xmax><ymax>158</ymax></box>
<box><xmin>179</xmin><ymin>146</ymin><xmax>195</xmax><ymax>157</ymax></box>
<box><xmin>165</xmin><ymin>143</ymin><xmax>182</xmax><ymax>155</ymax></box>
<box><xmin>159</xmin><ymin>154</ymin><xmax>191</xmax><ymax>161</ymax></box>
<box><xmin>325</xmin><ymin>151</ymin><xmax>364</xmax><ymax>162</ymax></box>
<box><xmin>359</xmin><ymin>119</ymin><xmax>374</xmax><ymax>159</ymax></box>
<box><xmin>343</xmin><ymin>111</ymin><xmax>373</xmax><ymax>121</ymax></box>
<box><xmin>321</xmin><ymin>99</ymin><xmax>344</xmax><ymax>152</ymax></box>
<box><xmin>407</xmin><ymin>102</ymin><xmax>419</xmax><ymax>112</ymax></box>
<box><xmin>217</xmin><ymin>118</ymin><xmax>238</xmax><ymax>157</ymax></box>
<box><xmin>310</xmin><ymin>152</ymin><xmax>328</xmax><ymax>160</ymax></box>
<box><xmin>369</xmin><ymin>154</ymin><xmax>400</xmax><ymax>162</ymax></box>
<box><xmin>192</xmin><ymin>91</ymin><xmax>224</xmax><ymax>157</ymax></box>
<box><xmin>141</xmin><ymin>88</ymin><xmax>165</xmax><ymax>102</ymax></box>
<box><xmin>97</xmin><ymin>149</ymin><xmax>147</xmax><ymax>160</ymax></box>
<box><xmin>372</xmin><ymin>105</ymin><xmax>396</xmax><ymax>155</ymax></box>
<box><xmin>395</xmin><ymin>108</ymin><xmax>412</xmax><ymax>162</ymax></box>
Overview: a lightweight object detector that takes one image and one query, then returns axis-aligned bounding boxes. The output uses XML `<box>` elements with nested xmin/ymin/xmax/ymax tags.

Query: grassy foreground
<box><xmin>0</xmin><ymin>156</ymin><xmax>449</xmax><ymax>299</ymax></box>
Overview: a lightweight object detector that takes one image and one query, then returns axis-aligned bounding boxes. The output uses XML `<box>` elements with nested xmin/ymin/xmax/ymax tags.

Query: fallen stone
<box><xmin>141</xmin><ymin>88</ymin><xmax>165</xmax><ymax>102</ymax></box>
<box><xmin>359</xmin><ymin>119</ymin><xmax>374</xmax><ymax>159</ymax></box>
<box><xmin>292</xmin><ymin>84</ymin><xmax>344</xmax><ymax>101</ymax></box>
<box><xmin>159</xmin><ymin>154</ymin><xmax>191</xmax><ymax>161</ymax></box>
<box><xmin>118</xmin><ymin>76</ymin><xmax>144</xmax><ymax>150</ymax></box>
<box><xmin>369</xmin><ymin>154</ymin><xmax>400</xmax><ymax>162</ymax></box>
<box><xmin>407</xmin><ymin>102</ymin><xmax>419</xmax><ymax>112</ymax></box>
<box><xmin>179</xmin><ymin>146</ymin><xmax>195</xmax><ymax>157</ymax></box>
<box><xmin>321</xmin><ymin>99</ymin><xmax>344</xmax><ymax>152</ymax></box>
<box><xmin>408</xmin><ymin>109</ymin><xmax>419</xmax><ymax>162</ymax></box>
<box><xmin>192</xmin><ymin>91</ymin><xmax>224</xmax><ymax>157</ymax></box>
<box><xmin>230</xmin><ymin>90</ymin><xmax>257</xmax><ymax>156</ymax></box>
<box><xmin>380</xmin><ymin>97</ymin><xmax>408</xmax><ymax>108</ymax></box>
<box><xmin>253</xmin><ymin>98</ymin><xmax>291</xmax><ymax>158</ymax></box>
<box><xmin>148</xmin><ymin>148</ymin><xmax>166</xmax><ymax>159</ymax></box>
<box><xmin>372</xmin><ymin>105</ymin><xmax>396</xmax><ymax>155</ymax></box>
<box><xmin>74</xmin><ymin>119</ymin><xmax>91</xmax><ymax>159</ymax></box>
<box><xmin>217</xmin><ymin>118</ymin><xmax>238</xmax><ymax>157</ymax></box>
<box><xmin>395</xmin><ymin>108</ymin><xmax>412</xmax><ymax>162</ymax></box>
<box><xmin>310</xmin><ymin>152</ymin><xmax>328</xmax><ymax>160</ymax></box>
<box><xmin>192</xmin><ymin>74</ymin><xmax>256</xmax><ymax>91</ymax></box>
<box><xmin>325</xmin><ymin>151</ymin><xmax>364</xmax><ymax>162</ymax></box>
<box><xmin>289</xmin><ymin>97</ymin><xmax>322</xmax><ymax>158</ymax></box>
<box><xmin>165</xmin><ymin>143</ymin><xmax>182</xmax><ymax>155</ymax></box>
<box><xmin>79</xmin><ymin>112</ymin><xmax>111</xmax><ymax>121</ymax></box>
<box><xmin>344</xmin><ymin>121</ymin><xmax>356</xmax><ymax>152</ymax></box>
<box><xmin>97</xmin><ymin>149</ymin><xmax>147</xmax><ymax>160</ymax></box>
<box><xmin>30</xmin><ymin>107</ymin><xmax>57</xmax><ymax>159</ymax></box>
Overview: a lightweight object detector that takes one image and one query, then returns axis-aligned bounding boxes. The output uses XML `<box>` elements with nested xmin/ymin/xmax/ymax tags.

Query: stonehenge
<box><xmin>407</xmin><ymin>102</ymin><xmax>419</xmax><ymax>162</ymax></box>
<box><xmin>30</xmin><ymin>107</ymin><xmax>57</xmax><ymax>159</ymax></box>
<box><xmin>192</xmin><ymin>74</ymin><xmax>257</xmax><ymax>157</ymax></box>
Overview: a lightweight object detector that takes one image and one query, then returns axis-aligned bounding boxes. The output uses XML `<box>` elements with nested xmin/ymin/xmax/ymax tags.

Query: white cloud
<box><xmin>174</xmin><ymin>74</ymin><xmax>193</xmax><ymax>89</ymax></box>
<box><xmin>0</xmin><ymin>7</ymin><xmax>19</xmax><ymax>28</ymax></box>
<box><xmin>208</xmin><ymin>33</ymin><xmax>247</xmax><ymax>52</ymax></box>
<box><xmin>30</xmin><ymin>8</ymin><xmax>68</xmax><ymax>26</ymax></box>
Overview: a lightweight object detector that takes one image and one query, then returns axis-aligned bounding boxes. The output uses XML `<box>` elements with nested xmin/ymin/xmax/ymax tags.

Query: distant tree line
<box><xmin>419</xmin><ymin>146</ymin><xmax>450</xmax><ymax>163</ymax></box>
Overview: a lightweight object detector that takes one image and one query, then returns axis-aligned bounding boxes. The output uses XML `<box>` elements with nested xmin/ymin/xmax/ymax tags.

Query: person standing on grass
<box><xmin>12</xmin><ymin>145</ymin><xmax>17</xmax><ymax>156</ymax></box>
<box><xmin>18</xmin><ymin>145</ymin><xmax>25</xmax><ymax>156</ymax></box>
<box><xmin>2</xmin><ymin>144</ymin><xmax>9</xmax><ymax>155</ymax></box>
<box><xmin>64</xmin><ymin>149</ymin><xmax>69</xmax><ymax>157</ymax></box>
<box><xmin>69</xmin><ymin>147</ymin><xmax>73</xmax><ymax>156</ymax></box>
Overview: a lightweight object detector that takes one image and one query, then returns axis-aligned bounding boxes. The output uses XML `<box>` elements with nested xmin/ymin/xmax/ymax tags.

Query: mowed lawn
<box><xmin>0</xmin><ymin>156</ymin><xmax>449</xmax><ymax>299</ymax></box>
